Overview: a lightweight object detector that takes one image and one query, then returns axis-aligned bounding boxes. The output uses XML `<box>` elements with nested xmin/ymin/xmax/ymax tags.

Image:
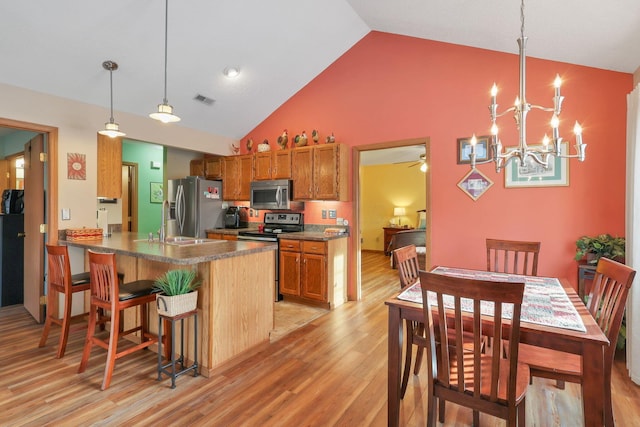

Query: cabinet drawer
<box><xmin>302</xmin><ymin>241</ymin><xmax>326</xmax><ymax>255</ymax></box>
<box><xmin>279</xmin><ymin>239</ymin><xmax>301</xmax><ymax>251</ymax></box>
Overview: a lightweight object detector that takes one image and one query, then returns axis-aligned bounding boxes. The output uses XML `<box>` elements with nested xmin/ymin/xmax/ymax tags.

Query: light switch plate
<box><xmin>322</xmin><ymin>210</ymin><xmax>327</xmax><ymax>219</ymax></box>
<box><xmin>62</xmin><ymin>208</ymin><xmax>70</xmax><ymax>220</ymax></box>
<box><xmin>328</xmin><ymin>210</ymin><xmax>337</xmax><ymax>219</ymax></box>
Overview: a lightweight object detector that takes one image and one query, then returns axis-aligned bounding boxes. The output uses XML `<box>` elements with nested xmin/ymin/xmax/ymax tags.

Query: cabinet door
<box><xmin>205</xmin><ymin>157</ymin><xmax>223</xmax><ymax>179</ymax></box>
<box><xmin>301</xmin><ymin>252</ymin><xmax>326</xmax><ymax>301</ymax></box>
<box><xmin>237</xmin><ymin>154</ymin><xmax>253</xmax><ymax>200</ymax></box>
<box><xmin>207</xmin><ymin>232</ymin><xmax>223</xmax><ymax>239</ymax></box>
<box><xmin>97</xmin><ymin>133</ymin><xmax>122</xmax><ymax>198</ymax></box>
<box><xmin>190</xmin><ymin>159</ymin><xmax>205</xmax><ymax>177</ymax></box>
<box><xmin>272</xmin><ymin>150</ymin><xmax>292</xmax><ymax>179</ymax></box>
<box><xmin>314</xmin><ymin>144</ymin><xmax>348</xmax><ymax>200</ymax></box>
<box><xmin>222</xmin><ymin>157</ymin><xmax>238</xmax><ymax>200</ymax></box>
<box><xmin>291</xmin><ymin>146</ymin><xmax>314</xmax><ymax>200</ymax></box>
<box><xmin>279</xmin><ymin>250</ymin><xmax>301</xmax><ymax>296</ymax></box>
<box><xmin>253</xmin><ymin>152</ymin><xmax>272</xmax><ymax>180</ymax></box>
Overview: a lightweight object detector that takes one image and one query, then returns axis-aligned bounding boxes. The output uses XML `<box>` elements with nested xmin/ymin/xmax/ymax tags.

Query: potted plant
<box><xmin>574</xmin><ymin>234</ymin><xmax>625</xmax><ymax>265</ymax></box>
<box><xmin>154</xmin><ymin>269</ymin><xmax>201</xmax><ymax>317</ymax></box>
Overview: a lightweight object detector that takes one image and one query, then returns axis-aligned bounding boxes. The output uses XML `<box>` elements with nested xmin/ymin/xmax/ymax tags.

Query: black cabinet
<box><xmin>0</xmin><ymin>214</ymin><xmax>24</xmax><ymax>306</ymax></box>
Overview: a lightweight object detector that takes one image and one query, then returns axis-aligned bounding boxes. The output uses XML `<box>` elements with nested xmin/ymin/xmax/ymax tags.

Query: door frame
<box><xmin>0</xmin><ymin>117</ymin><xmax>58</xmax><ymax>322</ymax></box>
<box><xmin>350</xmin><ymin>137</ymin><xmax>431</xmax><ymax>301</ymax></box>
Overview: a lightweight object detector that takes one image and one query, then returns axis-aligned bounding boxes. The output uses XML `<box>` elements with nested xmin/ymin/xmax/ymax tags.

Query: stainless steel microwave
<box><xmin>250</xmin><ymin>179</ymin><xmax>298</xmax><ymax>210</ymax></box>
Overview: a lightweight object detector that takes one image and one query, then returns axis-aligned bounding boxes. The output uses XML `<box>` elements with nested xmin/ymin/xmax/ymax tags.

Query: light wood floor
<box><xmin>1</xmin><ymin>251</ymin><xmax>639</xmax><ymax>426</ymax></box>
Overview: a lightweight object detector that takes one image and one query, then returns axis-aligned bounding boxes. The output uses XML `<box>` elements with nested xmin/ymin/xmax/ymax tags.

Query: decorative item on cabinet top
<box><xmin>258</xmin><ymin>139</ymin><xmax>270</xmax><ymax>152</ymax></box>
<box><xmin>277</xmin><ymin>129</ymin><xmax>289</xmax><ymax>149</ymax></box>
<box><xmin>294</xmin><ymin>131</ymin><xmax>308</xmax><ymax>147</ymax></box>
<box><xmin>246</xmin><ymin>138</ymin><xmax>254</xmax><ymax>152</ymax></box>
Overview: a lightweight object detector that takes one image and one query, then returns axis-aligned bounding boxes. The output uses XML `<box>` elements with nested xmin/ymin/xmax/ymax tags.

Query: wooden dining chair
<box><xmin>78</xmin><ymin>250</ymin><xmax>159</xmax><ymax>390</ymax></box>
<box><xmin>518</xmin><ymin>257</ymin><xmax>635</xmax><ymax>426</ymax></box>
<box><xmin>486</xmin><ymin>238</ymin><xmax>541</xmax><ymax>276</ymax></box>
<box><xmin>38</xmin><ymin>244</ymin><xmax>92</xmax><ymax>358</ymax></box>
<box><xmin>419</xmin><ymin>271</ymin><xmax>529</xmax><ymax>427</ymax></box>
<box><xmin>393</xmin><ymin>245</ymin><xmax>423</xmax><ymax>399</ymax></box>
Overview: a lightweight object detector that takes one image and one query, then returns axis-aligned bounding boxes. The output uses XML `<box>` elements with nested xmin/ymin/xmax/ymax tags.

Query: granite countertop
<box><xmin>62</xmin><ymin>232</ymin><xmax>276</xmax><ymax>265</ymax></box>
<box><xmin>277</xmin><ymin>231</ymin><xmax>348</xmax><ymax>242</ymax></box>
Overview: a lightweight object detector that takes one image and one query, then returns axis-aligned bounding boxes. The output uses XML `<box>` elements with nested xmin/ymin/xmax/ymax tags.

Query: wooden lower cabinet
<box><xmin>279</xmin><ymin>237</ymin><xmax>347</xmax><ymax>308</ymax></box>
<box><xmin>206</xmin><ymin>232</ymin><xmax>237</xmax><ymax>241</ymax></box>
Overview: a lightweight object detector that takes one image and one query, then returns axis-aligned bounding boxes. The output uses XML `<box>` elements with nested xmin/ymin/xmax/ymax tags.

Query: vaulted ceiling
<box><xmin>1</xmin><ymin>1</ymin><xmax>638</xmax><ymax>140</ymax></box>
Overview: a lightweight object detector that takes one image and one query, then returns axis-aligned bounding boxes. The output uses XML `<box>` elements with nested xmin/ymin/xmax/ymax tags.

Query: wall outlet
<box><xmin>336</xmin><ymin>217</ymin><xmax>344</xmax><ymax>225</ymax></box>
<box><xmin>321</xmin><ymin>210</ymin><xmax>327</xmax><ymax>219</ymax></box>
<box><xmin>328</xmin><ymin>210</ymin><xmax>337</xmax><ymax>219</ymax></box>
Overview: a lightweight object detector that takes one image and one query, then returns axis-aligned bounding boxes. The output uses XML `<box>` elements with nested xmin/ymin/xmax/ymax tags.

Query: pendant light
<box><xmin>150</xmin><ymin>0</ymin><xmax>180</xmax><ymax>123</ymax></box>
<box><xmin>98</xmin><ymin>60</ymin><xmax>126</xmax><ymax>138</ymax></box>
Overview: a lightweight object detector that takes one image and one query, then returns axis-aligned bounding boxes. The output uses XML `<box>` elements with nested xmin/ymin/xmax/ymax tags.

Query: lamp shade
<box><xmin>393</xmin><ymin>207</ymin><xmax>406</xmax><ymax>217</ymax></box>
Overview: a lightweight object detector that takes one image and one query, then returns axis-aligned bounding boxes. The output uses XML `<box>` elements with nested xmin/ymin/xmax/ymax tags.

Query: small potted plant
<box><xmin>154</xmin><ymin>269</ymin><xmax>201</xmax><ymax>317</ymax></box>
<box><xmin>574</xmin><ymin>234</ymin><xmax>625</xmax><ymax>265</ymax></box>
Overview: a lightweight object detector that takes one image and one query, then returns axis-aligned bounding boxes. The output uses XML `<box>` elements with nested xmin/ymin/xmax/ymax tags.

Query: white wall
<box><xmin>0</xmin><ymin>82</ymin><xmax>237</xmax><ymax>231</ymax></box>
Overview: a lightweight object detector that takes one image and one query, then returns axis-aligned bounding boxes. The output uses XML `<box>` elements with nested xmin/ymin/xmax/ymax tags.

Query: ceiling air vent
<box><xmin>193</xmin><ymin>94</ymin><xmax>215</xmax><ymax>106</ymax></box>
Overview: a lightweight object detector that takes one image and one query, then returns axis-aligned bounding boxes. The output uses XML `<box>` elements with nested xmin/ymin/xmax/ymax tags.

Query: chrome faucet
<box><xmin>159</xmin><ymin>199</ymin><xmax>169</xmax><ymax>242</ymax></box>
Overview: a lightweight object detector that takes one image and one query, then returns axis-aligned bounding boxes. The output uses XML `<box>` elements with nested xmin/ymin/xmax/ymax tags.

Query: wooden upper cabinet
<box><xmin>205</xmin><ymin>156</ymin><xmax>223</xmax><ymax>179</ymax></box>
<box><xmin>291</xmin><ymin>146</ymin><xmax>314</xmax><ymax>200</ymax></box>
<box><xmin>272</xmin><ymin>150</ymin><xmax>292</xmax><ymax>179</ymax></box>
<box><xmin>253</xmin><ymin>151</ymin><xmax>273</xmax><ymax>181</ymax></box>
<box><xmin>238</xmin><ymin>155</ymin><xmax>252</xmax><ymax>200</ymax></box>
<box><xmin>314</xmin><ymin>143</ymin><xmax>348</xmax><ymax>201</ymax></box>
<box><xmin>291</xmin><ymin>143</ymin><xmax>348</xmax><ymax>201</ymax></box>
<box><xmin>222</xmin><ymin>154</ymin><xmax>252</xmax><ymax>200</ymax></box>
<box><xmin>97</xmin><ymin>133</ymin><xmax>122</xmax><ymax>198</ymax></box>
<box><xmin>254</xmin><ymin>150</ymin><xmax>292</xmax><ymax>181</ymax></box>
<box><xmin>190</xmin><ymin>158</ymin><xmax>205</xmax><ymax>177</ymax></box>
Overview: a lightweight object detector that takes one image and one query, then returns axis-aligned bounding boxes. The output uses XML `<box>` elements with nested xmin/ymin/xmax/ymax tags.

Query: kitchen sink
<box><xmin>134</xmin><ymin>236</ymin><xmax>224</xmax><ymax>246</ymax></box>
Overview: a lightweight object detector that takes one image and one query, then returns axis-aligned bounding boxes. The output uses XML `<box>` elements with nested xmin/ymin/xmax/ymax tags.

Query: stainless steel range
<box><xmin>238</xmin><ymin>212</ymin><xmax>304</xmax><ymax>300</ymax></box>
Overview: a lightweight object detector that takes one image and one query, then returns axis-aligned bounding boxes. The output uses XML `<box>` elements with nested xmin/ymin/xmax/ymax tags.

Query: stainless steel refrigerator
<box><xmin>167</xmin><ymin>177</ymin><xmax>224</xmax><ymax>238</ymax></box>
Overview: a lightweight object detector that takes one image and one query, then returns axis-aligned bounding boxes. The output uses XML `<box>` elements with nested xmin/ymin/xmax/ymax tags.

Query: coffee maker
<box><xmin>224</xmin><ymin>206</ymin><xmax>249</xmax><ymax>229</ymax></box>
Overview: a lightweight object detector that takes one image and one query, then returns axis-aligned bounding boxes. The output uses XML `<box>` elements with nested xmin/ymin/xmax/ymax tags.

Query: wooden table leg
<box><xmin>581</xmin><ymin>341</ymin><xmax>607</xmax><ymax>427</ymax></box>
<box><xmin>388</xmin><ymin>305</ymin><xmax>403</xmax><ymax>427</ymax></box>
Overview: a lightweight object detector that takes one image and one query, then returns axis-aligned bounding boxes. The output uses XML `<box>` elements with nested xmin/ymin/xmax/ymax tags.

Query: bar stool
<box><xmin>77</xmin><ymin>250</ymin><xmax>159</xmax><ymax>390</ymax></box>
<box><xmin>157</xmin><ymin>308</ymin><xmax>199</xmax><ymax>388</ymax></box>
<box><xmin>38</xmin><ymin>244</ymin><xmax>92</xmax><ymax>358</ymax></box>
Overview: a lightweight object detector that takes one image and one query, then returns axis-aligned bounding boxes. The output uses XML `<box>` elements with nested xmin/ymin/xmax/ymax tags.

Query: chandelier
<box><xmin>470</xmin><ymin>0</ymin><xmax>586</xmax><ymax>172</ymax></box>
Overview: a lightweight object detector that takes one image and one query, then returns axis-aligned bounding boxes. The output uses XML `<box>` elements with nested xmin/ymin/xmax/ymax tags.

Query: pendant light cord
<box><xmin>109</xmin><ymin>68</ymin><xmax>115</xmax><ymax>122</ymax></box>
<box><xmin>162</xmin><ymin>0</ymin><xmax>169</xmax><ymax>104</ymax></box>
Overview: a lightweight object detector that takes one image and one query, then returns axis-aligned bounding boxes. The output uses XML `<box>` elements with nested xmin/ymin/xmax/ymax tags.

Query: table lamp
<box><xmin>393</xmin><ymin>207</ymin><xmax>406</xmax><ymax>226</ymax></box>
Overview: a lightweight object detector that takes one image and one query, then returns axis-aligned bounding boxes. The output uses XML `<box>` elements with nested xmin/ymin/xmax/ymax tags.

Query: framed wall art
<box><xmin>150</xmin><ymin>182</ymin><xmax>163</xmax><ymax>203</ymax></box>
<box><xmin>457</xmin><ymin>135</ymin><xmax>492</xmax><ymax>164</ymax></box>
<box><xmin>457</xmin><ymin>168</ymin><xmax>494</xmax><ymax>201</ymax></box>
<box><xmin>67</xmin><ymin>153</ymin><xmax>86</xmax><ymax>180</ymax></box>
<box><xmin>505</xmin><ymin>142</ymin><xmax>569</xmax><ymax>188</ymax></box>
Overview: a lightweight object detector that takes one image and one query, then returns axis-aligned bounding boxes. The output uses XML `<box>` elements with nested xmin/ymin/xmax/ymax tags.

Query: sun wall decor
<box><xmin>67</xmin><ymin>152</ymin><xmax>86</xmax><ymax>180</ymax></box>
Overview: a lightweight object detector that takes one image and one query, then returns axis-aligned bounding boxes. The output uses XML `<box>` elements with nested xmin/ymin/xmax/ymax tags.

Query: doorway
<box><xmin>122</xmin><ymin>162</ymin><xmax>138</xmax><ymax>232</ymax></box>
<box><xmin>0</xmin><ymin>118</ymin><xmax>58</xmax><ymax>323</ymax></box>
<box><xmin>351</xmin><ymin>137</ymin><xmax>431</xmax><ymax>301</ymax></box>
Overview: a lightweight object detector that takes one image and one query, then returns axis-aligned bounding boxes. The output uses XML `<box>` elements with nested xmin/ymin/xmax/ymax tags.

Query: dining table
<box><xmin>386</xmin><ymin>267</ymin><xmax>610</xmax><ymax>427</ymax></box>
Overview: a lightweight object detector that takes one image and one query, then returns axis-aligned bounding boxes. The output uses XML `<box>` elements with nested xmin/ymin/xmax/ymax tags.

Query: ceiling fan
<box><xmin>408</xmin><ymin>154</ymin><xmax>427</xmax><ymax>172</ymax></box>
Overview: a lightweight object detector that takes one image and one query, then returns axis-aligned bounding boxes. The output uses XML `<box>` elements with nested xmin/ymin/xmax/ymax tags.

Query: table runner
<box><xmin>397</xmin><ymin>266</ymin><xmax>586</xmax><ymax>333</ymax></box>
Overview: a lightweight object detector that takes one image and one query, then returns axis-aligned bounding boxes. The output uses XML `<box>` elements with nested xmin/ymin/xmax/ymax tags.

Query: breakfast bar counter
<box><xmin>64</xmin><ymin>232</ymin><xmax>276</xmax><ymax>377</ymax></box>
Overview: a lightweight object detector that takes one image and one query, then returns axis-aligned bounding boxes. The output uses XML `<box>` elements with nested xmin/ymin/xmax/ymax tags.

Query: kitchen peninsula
<box><xmin>63</xmin><ymin>232</ymin><xmax>276</xmax><ymax>377</ymax></box>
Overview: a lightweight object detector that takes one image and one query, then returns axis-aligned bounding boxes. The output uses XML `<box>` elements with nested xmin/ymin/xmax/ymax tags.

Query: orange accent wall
<box><xmin>243</xmin><ymin>31</ymin><xmax>632</xmax><ymax>290</ymax></box>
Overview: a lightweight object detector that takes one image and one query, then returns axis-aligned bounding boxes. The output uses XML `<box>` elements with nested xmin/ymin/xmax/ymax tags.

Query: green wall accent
<box><xmin>123</xmin><ymin>139</ymin><xmax>165</xmax><ymax>235</ymax></box>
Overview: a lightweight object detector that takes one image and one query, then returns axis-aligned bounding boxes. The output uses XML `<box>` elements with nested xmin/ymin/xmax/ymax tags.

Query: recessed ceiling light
<box><xmin>223</xmin><ymin>67</ymin><xmax>240</xmax><ymax>78</ymax></box>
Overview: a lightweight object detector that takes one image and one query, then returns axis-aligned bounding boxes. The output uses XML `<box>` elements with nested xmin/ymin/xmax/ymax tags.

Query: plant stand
<box><xmin>157</xmin><ymin>309</ymin><xmax>198</xmax><ymax>388</ymax></box>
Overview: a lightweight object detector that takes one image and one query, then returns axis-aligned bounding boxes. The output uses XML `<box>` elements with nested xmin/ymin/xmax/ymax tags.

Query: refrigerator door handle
<box><xmin>176</xmin><ymin>184</ymin><xmax>186</xmax><ymax>235</ymax></box>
